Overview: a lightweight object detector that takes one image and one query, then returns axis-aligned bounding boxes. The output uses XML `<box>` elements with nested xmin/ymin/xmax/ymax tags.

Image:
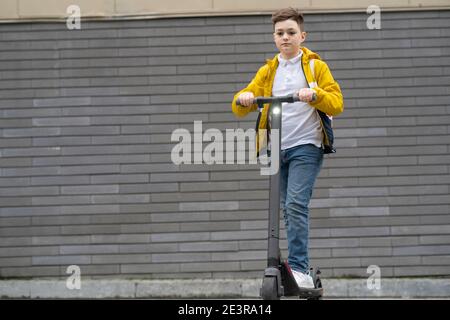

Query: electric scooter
<box><xmin>237</xmin><ymin>93</ymin><xmax>323</xmax><ymax>300</ymax></box>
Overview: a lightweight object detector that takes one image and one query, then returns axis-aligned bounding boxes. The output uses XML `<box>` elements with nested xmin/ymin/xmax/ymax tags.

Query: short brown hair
<box><xmin>271</xmin><ymin>7</ymin><xmax>304</xmax><ymax>31</ymax></box>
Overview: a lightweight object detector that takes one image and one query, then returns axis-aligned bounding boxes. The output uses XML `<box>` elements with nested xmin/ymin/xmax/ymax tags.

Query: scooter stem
<box><xmin>266</xmin><ymin>101</ymin><xmax>282</xmax><ymax>267</ymax></box>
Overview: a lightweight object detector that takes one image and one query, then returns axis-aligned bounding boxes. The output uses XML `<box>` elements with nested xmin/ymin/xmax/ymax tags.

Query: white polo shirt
<box><xmin>272</xmin><ymin>52</ymin><xmax>323</xmax><ymax>150</ymax></box>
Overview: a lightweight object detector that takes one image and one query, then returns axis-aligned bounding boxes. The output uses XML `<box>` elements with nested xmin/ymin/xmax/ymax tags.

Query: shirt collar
<box><xmin>277</xmin><ymin>51</ymin><xmax>303</xmax><ymax>67</ymax></box>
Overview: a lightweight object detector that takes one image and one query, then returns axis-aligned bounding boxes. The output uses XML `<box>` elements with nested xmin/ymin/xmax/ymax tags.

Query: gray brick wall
<box><xmin>1</xmin><ymin>10</ymin><xmax>449</xmax><ymax>279</ymax></box>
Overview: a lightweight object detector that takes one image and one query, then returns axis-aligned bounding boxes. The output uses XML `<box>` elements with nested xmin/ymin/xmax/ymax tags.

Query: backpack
<box><xmin>309</xmin><ymin>59</ymin><xmax>336</xmax><ymax>154</ymax></box>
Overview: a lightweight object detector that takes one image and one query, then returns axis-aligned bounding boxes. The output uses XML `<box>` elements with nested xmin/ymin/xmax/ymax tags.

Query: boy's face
<box><xmin>273</xmin><ymin>19</ymin><xmax>306</xmax><ymax>59</ymax></box>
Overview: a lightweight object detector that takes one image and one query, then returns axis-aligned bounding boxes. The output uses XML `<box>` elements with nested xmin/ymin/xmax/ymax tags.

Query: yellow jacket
<box><xmin>231</xmin><ymin>47</ymin><xmax>344</xmax><ymax>153</ymax></box>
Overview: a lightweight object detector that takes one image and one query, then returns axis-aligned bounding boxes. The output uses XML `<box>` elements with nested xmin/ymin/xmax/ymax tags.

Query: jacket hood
<box><xmin>300</xmin><ymin>46</ymin><xmax>322</xmax><ymax>61</ymax></box>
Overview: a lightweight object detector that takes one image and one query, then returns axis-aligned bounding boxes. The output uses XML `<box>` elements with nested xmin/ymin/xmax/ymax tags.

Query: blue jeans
<box><xmin>280</xmin><ymin>144</ymin><xmax>324</xmax><ymax>274</ymax></box>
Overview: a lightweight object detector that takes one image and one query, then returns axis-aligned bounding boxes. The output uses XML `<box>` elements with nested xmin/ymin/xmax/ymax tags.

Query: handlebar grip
<box><xmin>236</xmin><ymin>98</ymin><xmax>255</xmax><ymax>107</ymax></box>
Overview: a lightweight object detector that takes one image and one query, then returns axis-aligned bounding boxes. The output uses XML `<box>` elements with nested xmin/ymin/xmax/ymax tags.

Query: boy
<box><xmin>231</xmin><ymin>8</ymin><xmax>344</xmax><ymax>288</ymax></box>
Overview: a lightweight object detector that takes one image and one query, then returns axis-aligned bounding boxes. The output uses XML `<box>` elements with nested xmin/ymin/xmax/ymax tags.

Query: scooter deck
<box><xmin>280</xmin><ymin>261</ymin><xmax>323</xmax><ymax>299</ymax></box>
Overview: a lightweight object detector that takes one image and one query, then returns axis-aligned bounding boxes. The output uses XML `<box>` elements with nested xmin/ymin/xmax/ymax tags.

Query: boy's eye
<box><xmin>275</xmin><ymin>31</ymin><xmax>297</xmax><ymax>36</ymax></box>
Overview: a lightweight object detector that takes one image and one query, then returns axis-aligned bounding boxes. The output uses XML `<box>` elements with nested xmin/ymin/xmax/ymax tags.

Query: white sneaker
<box><xmin>292</xmin><ymin>269</ymin><xmax>315</xmax><ymax>289</ymax></box>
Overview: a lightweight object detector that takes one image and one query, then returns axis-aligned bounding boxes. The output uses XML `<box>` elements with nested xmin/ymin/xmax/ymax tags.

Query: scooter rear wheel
<box><xmin>261</xmin><ymin>276</ymin><xmax>280</xmax><ymax>300</ymax></box>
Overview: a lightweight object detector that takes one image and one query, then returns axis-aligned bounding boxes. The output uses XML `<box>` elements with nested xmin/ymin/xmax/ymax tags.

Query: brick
<box><xmin>358</xmin><ymin>195</ymin><xmax>419</xmax><ymax>207</ymax></box>
<box><xmin>0</xmin><ymin>186</ymin><xmax>59</xmax><ymax>197</ymax></box>
<box><xmin>0</xmin><ymin>217</ymin><xmax>31</xmax><ymax>227</ymax></box>
<box><xmin>329</xmin><ymin>187</ymin><xmax>388</xmax><ymax>197</ymax></box>
<box><xmin>61</xmin><ymin>126</ymin><xmax>120</xmax><ymax>136</ymax></box>
<box><xmin>330</xmin><ymin>207</ymin><xmax>390</xmax><ymax>217</ymax></box>
<box><xmin>61</xmin><ymin>225</ymin><xmax>121</xmax><ymax>235</ymax></box>
<box><xmin>121</xmin><ymin>203</ymin><xmax>178</xmax><ymax>213</ymax></box>
<box><xmin>393</xmin><ymin>245</ymin><xmax>450</xmax><ymax>256</ymax></box>
<box><xmin>150</xmin><ymin>212</ymin><xmax>210</xmax><ymax>223</ymax></box>
<box><xmin>33</xmin><ymin>97</ymin><xmax>90</xmax><ymax>107</ymax></box>
<box><xmin>181</xmin><ymin>262</ymin><xmax>240</xmax><ymax>273</ymax></box>
<box><xmin>3</xmin><ymin>127</ymin><xmax>60</xmax><ymax>138</ymax></box>
<box><xmin>119</xmin><ymin>243</ymin><xmax>178</xmax><ymax>254</ymax></box>
<box><xmin>91</xmin><ymin>234</ymin><xmax>150</xmax><ymax>244</ymax></box>
<box><xmin>151</xmin><ymin>232</ymin><xmax>210</xmax><ymax>243</ymax></box>
<box><xmin>92</xmin><ymin>135</ymin><xmax>151</xmax><ymax>145</ymax></box>
<box><xmin>0</xmin><ymin>257</ymin><xmax>31</xmax><ymax>267</ymax></box>
<box><xmin>310</xmin><ymin>198</ymin><xmax>358</xmax><ymax>208</ymax></box>
<box><xmin>422</xmin><ymin>255</ymin><xmax>450</xmax><ymax>265</ymax></box>
<box><xmin>152</xmin><ymin>252</ymin><xmax>211</xmax><ymax>263</ymax></box>
<box><xmin>332</xmin><ymin>247</ymin><xmax>392</xmax><ymax>258</ymax></box>
<box><xmin>389</xmin><ymin>185</ymin><xmax>449</xmax><ymax>196</ymax></box>
<box><xmin>0</xmin><ymin>138</ymin><xmax>32</xmax><ymax>148</ymax></box>
<box><xmin>210</xmin><ymin>230</ymin><xmax>266</xmax><ymax>241</ymax></box>
<box><xmin>394</xmin><ymin>266</ymin><xmax>450</xmax><ymax>277</ymax></box>
<box><xmin>120</xmin><ymin>163</ymin><xmax>177</xmax><ymax>173</ymax></box>
<box><xmin>357</xmin><ymin>156</ymin><xmax>417</xmax><ymax>167</ymax></box>
<box><xmin>4</xmin><ymin>147</ymin><xmax>61</xmax><ymax>157</ymax></box>
<box><xmin>0</xmin><ymin>245</ymin><xmax>58</xmax><ymax>257</ymax></box>
<box><xmin>61</xmin><ymin>185</ymin><xmax>119</xmax><ymax>195</ymax></box>
<box><xmin>390</xmin><ymin>236</ymin><xmax>419</xmax><ymax>246</ymax></box>
<box><xmin>91</xmin><ymin>194</ymin><xmax>149</xmax><ymax>204</ymax></box>
<box><xmin>0</xmin><ymin>197</ymin><xmax>33</xmax><ymax>207</ymax></box>
<box><xmin>60</xmin><ymin>165</ymin><xmax>120</xmax><ymax>175</ymax></box>
<box><xmin>180</xmin><ymin>181</ymin><xmax>239</xmax><ymax>192</ymax></box>
<box><xmin>31</xmin><ymin>176</ymin><xmax>89</xmax><ymax>186</ymax></box>
<box><xmin>33</xmin><ymin>136</ymin><xmax>91</xmax><ymax>147</ymax></box>
<box><xmin>32</xmin><ymin>255</ymin><xmax>91</xmax><ymax>266</ymax></box>
<box><xmin>32</xmin><ymin>117</ymin><xmax>90</xmax><ymax>126</ymax></box>
<box><xmin>31</xmin><ymin>196</ymin><xmax>90</xmax><ymax>206</ymax></box>
<box><xmin>420</xmin><ymin>235</ymin><xmax>450</xmax><ymax>245</ymax></box>
<box><xmin>212</xmin><ymin>250</ymin><xmax>265</xmax><ymax>262</ymax></box>
<box><xmin>179</xmin><ymin>201</ymin><xmax>238</xmax><ymax>212</ymax></box>
<box><xmin>179</xmin><ymin>241</ymin><xmax>238</xmax><ymax>252</ymax></box>
<box><xmin>391</xmin><ymin>225</ymin><xmax>450</xmax><ymax>236</ymax></box>
<box><xmin>328</xmin><ymin>167</ymin><xmax>388</xmax><ymax>178</ymax></box>
<box><xmin>121</xmin><ymin>223</ymin><xmax>178</xmax><ymax>234</ymax></box>
<box><xmin>121</xmin><ymin>263</ymin><xmax>179</xmax><ymax>274</ymax></box>
<box><xmin>4</xmin><ymin>108</ymin><xmax>61</xmax><ymax>119</ymax></box>
<box><xmin>0</xmin><ymin>206</ymin><xmax>60</xmax><ymax>218</ymax></box>
<box><xmin>151</xmin><ymin>172</ymin><xmax>208</xmax><ymax>182</ymax></box>
<box><xmin>181</xmin><ymin>221</ymin><xmax>240</xmax><ymax>233</ymax></box>
<box><xmin>0</xmin><ymin>118</ymin><xmax>32</xmax><ymax>128</ymax></box>
<box><xmin>0</xmin><ymin>266</ymin><xmax>60</xmax><ymax>278</ymax></box>
<box><xmin>151</xmin><ymin>192</ymin><xmax>209</xmax><ymax>203</ymax></box>
<box><xmin>120</xmin><ymin>183</ymin><xmax>177</xmax><ymax>194</ymax></box>
<box><xmin>91</xmin><ymin>213</ymin><xmax>149</xmax><ymax>224</ymax></box>
<box><xmin>331</xmin><ymin>227</ymin><xmax>390</xmax><ymax>237</ymax></box>
<box><xmin>92</xmin><ymin>254</ymin><xmax>152</xmax><ymax>264</ymax></box>
<box><xmin>0</xmin><ymin>225</ymin><xmax>60</xmax><ymax>237</ymax></box>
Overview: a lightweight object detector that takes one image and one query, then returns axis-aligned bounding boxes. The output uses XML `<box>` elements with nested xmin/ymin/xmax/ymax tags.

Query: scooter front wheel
<box><xmin>261</xmin><ymin>276</ymin><xmax>280</xmax><ymax>300</ymax></box>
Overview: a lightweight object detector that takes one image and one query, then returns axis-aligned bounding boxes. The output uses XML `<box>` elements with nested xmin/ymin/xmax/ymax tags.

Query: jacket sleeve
<box><xmin>310</xmin><ymin>60</ymin><xmax>344</xmax><ymax>116</ymax></box>
<box><xmin>231</xmin><ymin>65</ymin><xmax>268</xmax><ymax>118</ymax></box>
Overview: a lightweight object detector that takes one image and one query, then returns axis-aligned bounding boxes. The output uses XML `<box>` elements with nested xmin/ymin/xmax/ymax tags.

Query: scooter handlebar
<box><xmin>236</xmin><ymin>93</ymin><xmax>316</xmax><ymax>108</ymax></box>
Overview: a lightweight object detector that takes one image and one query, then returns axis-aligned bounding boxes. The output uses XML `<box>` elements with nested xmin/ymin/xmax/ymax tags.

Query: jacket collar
<box><xmin>265</xmin><ymin>46</ymin><xmax>322</xmax><ymax>68</ymax></box>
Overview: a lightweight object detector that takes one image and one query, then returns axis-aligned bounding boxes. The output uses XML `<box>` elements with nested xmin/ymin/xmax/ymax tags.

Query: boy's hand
<box><xmin>237</xmin><ymin>92</ymin><xmax>255</xmax><ymax>107</ymax></box>
<box><xmin>297</xmin><ymin>88</ymin><xmax>316</xmax><ymax>102</ymax></box>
